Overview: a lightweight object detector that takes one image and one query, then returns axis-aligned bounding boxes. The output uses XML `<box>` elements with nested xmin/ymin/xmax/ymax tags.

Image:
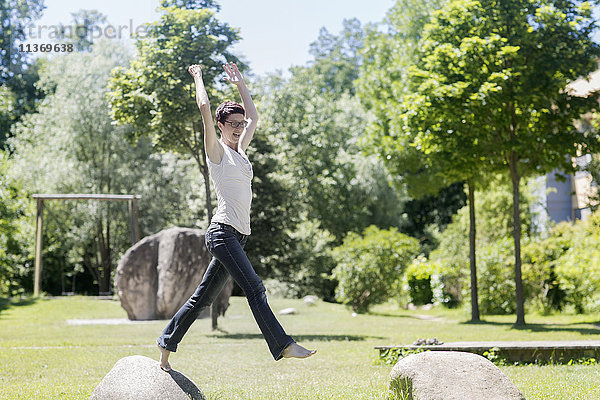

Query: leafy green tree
<box><xmin>404</xmin><ymin>0</ymin><xmax>600</xmax><ymax>326</ymax></box>
<box><xmin>108</xmin><ymin>1</ymin><xmax>241</xmax><ymax>223</ymax></box>
<box><xmin>357</xmin><ymin>0</ymin><xmax>484</xmax><ymax>319</ymax></box>
<box><xmin>1</xmin><ymin>0</ymin><xmax>46</xmax><ymax>147</ymax></box>
<box><xmin>258</xmin><ymin>19</ymin><xmax>408</xmax><ymax>242</ymax></box>
<box><xmin>308</xmin><ymin>18</ymin><xmax>364</xmax><ymax>96</ymax></box>
<box><xmin>357</xmin><ymin>0</ymin><xmax>466</xmax><ymax>250</ymax></box>
<box><xmin>57</xmin><ymin>9</ymin><xmax>108</xmax><ymax>52</ymax></box>
<box><xmin>0</xmin><ymin>0</ymin><xmax>45</xmax><ymax>84</ymax></box>
<box><xmin>332</xmin><ymin>225</ymin><xmax>421</xmax><ymax>312</ymax></box>
<box><xmin>9</xmin><ymin>40</ymin><xmax>204</xmax><ymax>294</ymax></box>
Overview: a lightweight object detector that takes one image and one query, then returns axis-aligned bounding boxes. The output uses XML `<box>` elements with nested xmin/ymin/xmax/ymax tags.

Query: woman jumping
<box><xmin>157</xmin><ymin>61</ymin><xmax>316</xmax><ymax>371</ymax></box>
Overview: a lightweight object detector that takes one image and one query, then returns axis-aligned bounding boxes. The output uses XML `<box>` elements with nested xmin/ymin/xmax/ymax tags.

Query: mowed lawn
<box><xmin>1</xmin><ymin>296</ymin><xmax>599</xmax><ymax>399</ymax></box>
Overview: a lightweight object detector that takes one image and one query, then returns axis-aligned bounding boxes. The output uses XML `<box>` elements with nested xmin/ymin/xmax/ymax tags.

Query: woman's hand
<box><xmin>223</xmin><ymin>62</ymin><xmax>244</xmax><ymax>86</ymax></box>
<box><xmin>188</xmin><ymin>64</ymin><xmax>202</xmax><ymax>79</ymax></box>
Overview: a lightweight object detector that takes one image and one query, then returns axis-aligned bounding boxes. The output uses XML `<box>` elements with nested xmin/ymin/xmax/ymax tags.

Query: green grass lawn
<box><xmin>0</xmin><ymin>296</ymin><xmax>599</xmax><ymax>399</ymax></box>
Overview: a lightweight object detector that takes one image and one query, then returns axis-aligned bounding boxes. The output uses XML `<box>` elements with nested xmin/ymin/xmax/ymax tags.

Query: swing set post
<box><xmin>32</xmin><ymin>194</ymin><xmax>141</xmax><ymax>297</ymax></box>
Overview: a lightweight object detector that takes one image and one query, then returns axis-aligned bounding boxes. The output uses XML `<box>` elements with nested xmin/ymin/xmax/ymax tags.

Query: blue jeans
<box><xmin>157</xmin><ymin>222</ymin><xmax>295</xmax><ymax>360</ymax></box>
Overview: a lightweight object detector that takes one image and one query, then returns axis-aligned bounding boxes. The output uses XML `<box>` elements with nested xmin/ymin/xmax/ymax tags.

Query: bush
<box><xmin>404</xmin><ymin>256</ymin><xmax>463</xmax><ymax>307</ymax></box>
<box><xmin>332</xmin><ymin>225</ymin><xmax>421</xmax><ymax>313</ymax></box>
<box><xmin>477</xmin><ymin>239</ymin><xmax>517</xmax><ymax>314</ymax></box>
<box><xmin>475</xmin><ymin>236</ymin><xmax>570</xmax><ymax>315</ymax></box>
<box><xmin>555</xmin><ymin>212</ymin><xmax>600</xmax><ymax>313</ymax></box>
<box><xmin>521</xmin><ymin>222</ymin><xmax>573</xmax><ymax>313</ymax></box>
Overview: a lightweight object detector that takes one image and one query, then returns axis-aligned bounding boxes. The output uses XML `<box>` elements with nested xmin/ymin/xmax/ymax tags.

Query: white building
<box><xmin>531</xmin><ymin>71</ymin><xmax>600</xmax><ymax>231</ymax></box>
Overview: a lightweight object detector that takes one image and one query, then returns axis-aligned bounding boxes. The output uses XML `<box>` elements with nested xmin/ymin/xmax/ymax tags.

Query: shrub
<box><xmin>332</xmin><ymin>225</ymin><xmax>421</xmax><ymax>313</ymax></box>
<box><xmin>521</xmin><ymin>222</ymin><xmax>573</xmax><ymax>313</ymax></box>
<box><xmin>476</xmin><ymin>238</ymin><xmax>517</xmax><ymax>314</ymax></box>
<box><xmin>555</xmin><ymin>212</ymin><xmax>600</xmax><ymax>313</ymax></box>
<box><xmin>0</xmin><ymin>153</ymin><xmax>34</xmax><ymax>296</ymax></box>
<box><xmin>404</xmin><ymin>256</ymin><xmax>463</xmax><ymax>307</ymax></box>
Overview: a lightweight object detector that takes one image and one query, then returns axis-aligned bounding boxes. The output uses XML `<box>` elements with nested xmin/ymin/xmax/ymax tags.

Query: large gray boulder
<box><xmin>115</xmin><ymin>227</ymin><xmax>233</xmax><ymax>321</ymax></box>
<box><xmin>389</xmin><ymin>351</ymin><xmax>525</xmax><ymax>400</ymax></box>
<box><xmin>90</xmin><ymin>355</ymin><xmax>204</xmax><ymax>400</ymax></box>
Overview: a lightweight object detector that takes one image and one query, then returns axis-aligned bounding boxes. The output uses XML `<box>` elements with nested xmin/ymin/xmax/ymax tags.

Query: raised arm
<box><xmin>223</xmin><ymin>62</ymin><xmax>258</xmax><ymax>152</ymax></box>
<box><xmin>189</xmin><ymin>64</ymin><xmax>223</xmax><ymax>164</ymax></box>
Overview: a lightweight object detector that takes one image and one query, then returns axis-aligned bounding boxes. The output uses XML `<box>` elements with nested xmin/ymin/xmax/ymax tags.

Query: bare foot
<box><xmin>282</xmin><ymin>342</ymin><xmax>317</xmax><ymax>359</ymax></box>
<box><xmin>157</xmin><ymin>344</ymin><xmax>172</xmax><ymax>372</ymax></box>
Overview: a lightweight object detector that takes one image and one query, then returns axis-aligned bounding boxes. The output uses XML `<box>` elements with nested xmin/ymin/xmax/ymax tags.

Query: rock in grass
<box><xmin>115</xmin><ymin>227</ymin><xmax>233</xmax><ymax>321</ymax></box>
<box><xmin>303</xmin><ymin>295</ymin><xmax>318</xmax><ymax>306</ymax></box>
<box><xmin>279</xmin><ymin>307</ymin><xmax>297</xmax><ymax>315</ymax></box>
<box><xmin>389</xmin><ymin>351</ymin><xmax>525</xmax><ymax>400</ymax></box>
<box><xmin>90</xmin><ymin>355</ymin><xmax>204</xmax><ymax>400</ymax></box>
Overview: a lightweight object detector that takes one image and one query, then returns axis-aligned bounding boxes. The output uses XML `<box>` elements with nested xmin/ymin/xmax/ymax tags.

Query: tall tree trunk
<box><xmin>467</xmin><ymin>179</ymin><xmax>480</xmax><ymax>322</ymax></box>
<box><xmin>509</xmin><ymin>150</ymin><xmax>525</xmax><ymax>326</ymax></box>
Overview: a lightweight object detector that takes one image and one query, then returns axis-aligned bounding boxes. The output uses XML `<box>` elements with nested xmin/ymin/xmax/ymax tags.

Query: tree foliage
<box><xmin>0</xmin><ymin>152</ymin><xmax>34</xmax><ymax>296</ymax></box>
<box><xmin>1</xmin><ymin>0</ymin><xmax>46</xmax><ymax>147</ymax></box>
<box><xmin>0</xmin><ymin>0</ymin><xmax>45</xmax><ymax>84</ymax></box>
<box><xmin>364</xmin><ymin>0</ymin><xmax>600</xmax><ymax>325</ymax></box>
<box><xmin>108</xmin><ymin>3</ymin><xmax>242</xmax><ymax>222</ymax></box>
<box><xmin>57</xmin><ymin>9</ymin><xmax>108</xmax><ymax>52</ymax></box>
<box><xmin>8</xmin><ymin>40</ymin><xmax>204</xmax><ymax>294</ymax></box>
<box><xmin>258</xmin><ymin>20</ymin><xmax>408</xmax><ymax>243</ymax></box>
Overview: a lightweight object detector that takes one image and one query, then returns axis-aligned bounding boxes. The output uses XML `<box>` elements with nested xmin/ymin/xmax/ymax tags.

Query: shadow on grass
<box><xmin>0</xmin><ymin>297</ymin><xmax>38</xmax><ymax>317</ymax></box>
<box><xmin>207</xmin><ymin>333</ymin><xmax>385</xmax><ymax>341</ymax></box>
<box><xmin>368</xmin><ymin>312</ymin><xmax>444</xmax><ymax>320</ymax></box>
<box><xmin>459</xmin><ymin>319</ymin><xmax>600</xmax><ymax>335</ymax></box>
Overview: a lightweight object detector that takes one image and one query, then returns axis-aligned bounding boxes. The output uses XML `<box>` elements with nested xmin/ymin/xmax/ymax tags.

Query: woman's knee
<box><xmin>242</xmin><ymin>280</ymin><xmax>266</xmax><ymax>300</ymax></box>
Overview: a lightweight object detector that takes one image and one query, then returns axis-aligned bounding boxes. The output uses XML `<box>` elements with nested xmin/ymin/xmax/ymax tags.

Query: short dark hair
<box><xmin>215</xmin><ymin>101</ymin><xmax>245</xmax><ymax>124</ymax></box>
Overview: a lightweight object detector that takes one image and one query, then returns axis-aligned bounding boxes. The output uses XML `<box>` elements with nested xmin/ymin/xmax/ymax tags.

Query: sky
<box><xmin>27</xmin><ymin>0</ymin><xmax>397</xmax><ymax>76</ymax></box>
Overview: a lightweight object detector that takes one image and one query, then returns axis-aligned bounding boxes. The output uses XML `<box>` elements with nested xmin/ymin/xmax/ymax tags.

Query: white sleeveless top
<box><xmin>207</xmin><ymin>140</ymin><xmax>253</xmax><ymax>235</ymax></box>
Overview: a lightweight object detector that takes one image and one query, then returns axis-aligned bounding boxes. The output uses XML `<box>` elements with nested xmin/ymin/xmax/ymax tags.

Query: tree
<box><xmin>401</xmin><ymin>0</ymin><xmax>600</xmax><ymax>326</ymax></box>
<box><xmin>1</xmin><ymin>0</ymin><xmax>46</xmax><ymax>147</ymax></box>
<box><xmin>357</xmin><ymin>0</ymin><xmax>484</xmax><ymax>319</ymax></box>
<box><xmin>258</xmin><ymin>20</ymin><xmax>408</xmax><ymax>243</ymax></box>
<box><xmin>57</xmin><ymin>9</ymin><xmax>108</xmax><ymax>51</ymax></box>
<box><xmin>108</xmin><ymin>2</ymin><xmax>241</xmax><ymax>224</ymax></box>
<box><xmin>357</xmin><ymin>0</ymin><xmax>466</xmax><ymax>244</ymax></box>
<box><xmin>9</xmin><ymin>40</ymin><xmax>204</xmax><ymax>294</ymax></box>
<box><xmin>308</xmin><ymin>18</ymin><xmax>365</xmax><ymax>96</ymax></box>
<box><xmin>0</xmin><ymin>0</ymin><xmax>45</xmax><ymax>84</ymax></box>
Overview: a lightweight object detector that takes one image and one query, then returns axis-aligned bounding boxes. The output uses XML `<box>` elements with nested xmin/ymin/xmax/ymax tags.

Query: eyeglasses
<box><xmin>223</xmin><ymin>120</ymin><xmax>248</xmax><ymax>129</ymax></box>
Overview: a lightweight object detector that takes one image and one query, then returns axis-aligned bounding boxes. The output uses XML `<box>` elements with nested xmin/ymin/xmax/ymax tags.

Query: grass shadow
<box><xmin>369</xmin><ymin>312</ymin><xmax>444</xmax><ymax>320</ymax></box>
<box><xmin>207</xmin><ymin>333</ymin><xmax>385</xmax><ymax>341</ymax></box>
<box><xmin>0</xmin><ymin>297</ymin><xmax>38</xmax><ymax>317</ymax></box>
<box><xmin>459</xmin><ymin>319</ymin><xmax>600</xmax><ymax>335</ymax></box>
